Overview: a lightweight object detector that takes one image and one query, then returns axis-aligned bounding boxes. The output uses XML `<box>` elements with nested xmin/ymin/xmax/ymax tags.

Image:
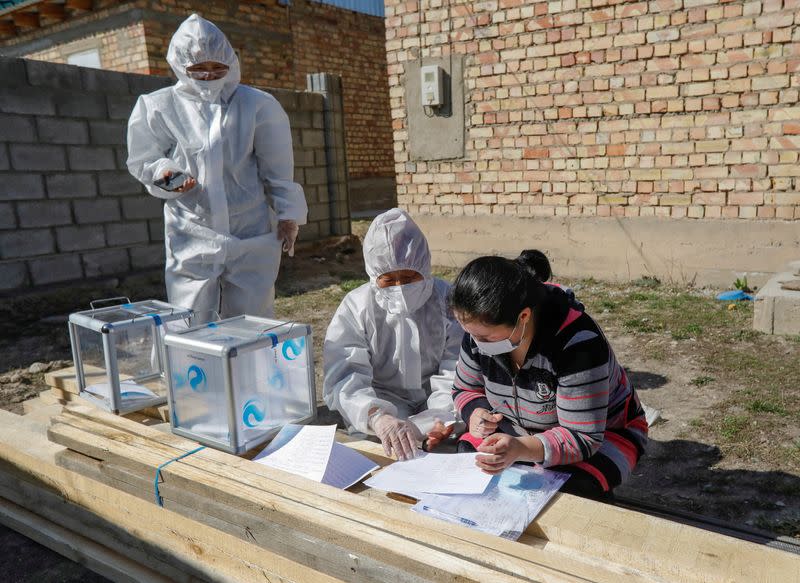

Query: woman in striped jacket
<box><xmin>450</xmin><ymin>250</ymin><xmax>647</xmax><ymax>498</ymax></box>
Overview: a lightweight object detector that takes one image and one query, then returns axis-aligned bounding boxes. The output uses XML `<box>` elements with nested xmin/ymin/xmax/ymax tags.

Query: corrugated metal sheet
<box><xmin>311</xmin><ymin>0</ymin><xmax>384</xmax><ymax>17</ymax></box>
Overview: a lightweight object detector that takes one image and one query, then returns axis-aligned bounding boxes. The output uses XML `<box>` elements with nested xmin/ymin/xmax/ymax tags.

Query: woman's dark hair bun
<box><xmin>515</xmin><ymin>249</ymin><xmax>551</xmax><ymax>282</ymax></box>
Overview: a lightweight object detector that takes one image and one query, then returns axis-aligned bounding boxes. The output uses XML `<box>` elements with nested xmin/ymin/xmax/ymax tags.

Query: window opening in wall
<box><xmin>67</xmin><ymin>48</ymin><xmax>101</xmax><ymax>69</ymax></box>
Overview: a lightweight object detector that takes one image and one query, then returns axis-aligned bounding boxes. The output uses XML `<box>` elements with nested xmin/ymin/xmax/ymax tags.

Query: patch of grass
<box><xmin>597</xmin><ymin>299</ymin><xmax>618</xmax><ymax>312</ymax></box>
<box><xmin>734</xmin><ymin>329</ymin><xmax>762</xmax><ymax>342</ymax></box>
<box><xmin>339</xmin><ymin>278</ymin><xmax>367</xmax><ymax>293</ymax></box>
<box><xmin>719</xmin><ymin>415</ymin><xmax>749</xmax><ymax>440</ymax></box>
<box><xmin>632</xmin><ymin>276</ymin><xmax>661</xmax><ymax>288</ymax></box>
<box><xmin>672</xmin><ymin>323</ymin><xmax>703</xmax><ymax>340</ymax></box>
<box><xmin>690</xmin><ymin>375</ymin><xmax>715</xmax><ymax>387</ymax></box>
<box><xmin>746</xmin><ymin>399</ymin><xmax>788</xmax><ymax>416</ymax></box>
<box><xmin>624</xmin><ymin>317</ymin><xmax>663</xmax><ymax>333</ymax></box>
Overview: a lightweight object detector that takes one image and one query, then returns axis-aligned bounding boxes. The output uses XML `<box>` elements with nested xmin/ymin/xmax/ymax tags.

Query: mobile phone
<box><xmin>154</xmin><ymin>172</ymin><xmax>188</xmax><ymax>192</ymax></box>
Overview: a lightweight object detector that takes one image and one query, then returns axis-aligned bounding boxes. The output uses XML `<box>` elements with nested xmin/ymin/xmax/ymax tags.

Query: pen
<box><xmin>421</xmin><ymin>506</ymin><xmax>478</xmax><ymax>527</ymax></box>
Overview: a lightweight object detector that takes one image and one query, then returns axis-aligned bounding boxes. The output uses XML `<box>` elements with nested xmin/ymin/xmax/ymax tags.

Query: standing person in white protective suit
<box><xmin>126</xmin><ymin>14</ymin><xmax>307</xmax><ymax>319</ymax></box>
<box><xmin>323</xmin><ymin>209</ymin><xmax>464</xmax><ymax>460</ymax></box>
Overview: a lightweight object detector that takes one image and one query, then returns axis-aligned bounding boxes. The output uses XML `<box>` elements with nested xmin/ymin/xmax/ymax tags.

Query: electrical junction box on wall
<box><xmin>420</xmin><ymin>64</ymin><xmax>444</xmax><ymax>107</ymax></box>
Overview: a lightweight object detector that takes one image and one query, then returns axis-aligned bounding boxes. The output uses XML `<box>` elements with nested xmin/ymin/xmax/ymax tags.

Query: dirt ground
<box><xmin>1</xmin><ymin>221</ymin><xmax>799</xmax><ymax>543</ymax></box>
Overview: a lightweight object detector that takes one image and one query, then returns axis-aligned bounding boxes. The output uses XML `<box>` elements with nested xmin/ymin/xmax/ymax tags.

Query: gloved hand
<box><xmin>370</xmin><ymin>412</ymin><xmax>421</xmax><ymax>461</ymax></box>
<box><xmin>277</xmin><ymin>220</ymin><xmax>299</xmax><ymax>257</ymax></box>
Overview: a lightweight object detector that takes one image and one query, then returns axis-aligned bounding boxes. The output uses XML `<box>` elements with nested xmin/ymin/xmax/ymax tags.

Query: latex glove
<box><xmin>370</xmin><ymin>412</ymin><xmax>420</xmax><ymax>461</ymax></box>
<box><xmin>277</xmin><ymin>220</ymin><xmax>299</xmax><ymax>257</ymax></box>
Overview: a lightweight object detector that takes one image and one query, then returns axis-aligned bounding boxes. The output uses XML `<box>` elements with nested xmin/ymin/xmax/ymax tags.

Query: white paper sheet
<box><xmin>364</xmin><ymin>452</ymin><xmax>492</xmax><ymax>496</ymax></box>
<box><xmin>84</xmin><ymin>380</ymin><xmax>158</xmax><ymax>401</ymax></box>
<box><xmin>412</xmin><ymin>464</ymin><xmax>569</xmax><ymax>540</ymax></box>
<box><xmin>255</xmin><ymin>424</ymin><xmax>336</xmax><ymax>482</ymax></box>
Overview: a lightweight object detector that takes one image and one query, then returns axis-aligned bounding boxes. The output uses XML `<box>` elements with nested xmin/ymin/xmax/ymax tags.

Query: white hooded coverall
<box><xmin>126</xmin><ymin>14</ymin><xmax>307</xmax><ymax>319</ymax></box>
<box><xmin>323</xmin><ymin>209</ymin><xmax>463</xmax><ymax>435</ymax></box>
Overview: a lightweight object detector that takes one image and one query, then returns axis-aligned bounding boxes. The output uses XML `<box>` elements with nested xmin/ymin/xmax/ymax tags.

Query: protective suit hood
<box><xmin>167</xmin><ymin>13</ymin><xmax>241</xmax><ymax>102</ymax></box>
<box><xmin>362</xmin><ymin>209</ymin><xmax>432</xmax><ymax>281</ymax></box>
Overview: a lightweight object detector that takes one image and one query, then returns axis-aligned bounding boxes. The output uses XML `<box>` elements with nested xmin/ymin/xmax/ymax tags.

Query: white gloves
<box><xmin>277</xmin><ymin>219</ymin><xmax>299</xmax><ymax>257</ymax></box>
<box><xmin>370</xmin><ymin>411</ymin><xmax>421</xmax><ymax>461</ymax></box>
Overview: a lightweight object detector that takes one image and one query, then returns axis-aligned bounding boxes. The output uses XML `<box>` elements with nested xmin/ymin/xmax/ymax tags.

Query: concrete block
<box><xmin>74</xmin><ymin>199</ymin><xmax>120</xmax><ymax>224</ymax></box>
<box><xmin>98</xmin><ymin>171</ymin><xmax>143</xmax><ymax>196</ymax></box>
<box><xmin>122</xmin><ymin>196</ymin><xmax>163</xmax><ymax>220</ymax></box>
<box><xmin>0</xmin><ymin>114</ymin><xmax>37</xmax><ymax>143</ymax></box>
<box><xmin>308</xmin><ymin>202</ymin><xmax>329</xmax><ymax>223</ymax></box>
<box><xmin>0</xmin><ymin>173</ymin><xmax>45</xmax><ymax>201</ymax></box>
<box><xmin>107</xmin><ymin>94</ymin><xmax>138</xmax><ymax>121</ymax></box>
<box><xmin>148</xmin><ymin>219</ymin><xmax>165</xmax><ymax>241</ymax></box>
<box><xmin>105</xmin><ymin>221</ymin><xmax>149</xmax><ymax>246</ymax></box>
<box><xmin>0</xmin><ymin>143</ymin><xmax>7</xmax><ymax>170</ymax></box>
<box><xmin>127</xmin><ymin>73</ymin><xmax>171</xmax><ymax>95</ymax></box>
<box><xmin>17</xmin><ymin>201</ymin><xmax>72</xmax><ymax>228</ymax></box>
<box><xmin>56</xmin><ymin>225</ymin><xmax>106</xmax><ymax>252</ymax></box>
<box><xmin>9</xmin><ymin>144</ymin><xmax>67</xmax><ymax>171</ymax></box>
<box><xmin>0</xmin><ymin>203</ymin><xmax>15</xmax><ymax>228</ymax></box>
<box><xmin>26</xmin><ymin>59</ymin><xmax>82</xmax><ymax>90</ymax></box>
<box><xmin>30</xmin><ymin>254</ymin><xmax>83</xmax><ymax>285</ymax></box>
<box><xmin>130</xmin><ymin>243</ymin><xmax>165</xmax><ymax>269</ymax></box>
<box><xmin>55</xmin><ymin>90</ymin><xmax>107</xmax><ymax>119</ymax></box>
<box><xmin>67</xmin><ymin>146</ymin><xmax>116</xmax><ymax>171</ymax></box>
<box><xmin>0</xmin><ymin>86</ymin><xmax>56</xmax><ymax>116</ymax></box>
<box><xmin>301</xmin><ymin>129</ymin><xmax>325</xmax><ymax>149</ymax></box>
<box><xmin>294</xmin><ymin>149</ymin><xmax>314</xmax><ymax>168</ymax></box>
<box><xmin>298</xmin><ymin>92</ymin><xmax>323</xmax><ymax>112</ymax></box>
<box><xmin>0</xmin><ymin>229</ymin><xmax>54</xmax><ymax>259</ymax></box>
<box><xmin>304</xmin><ymin>166</ymin><xmax>328</xmax><ymax>186</ymax></box>
<box><xmin>89</xmin><ymin>120</ymin><xmax>126</xmax><ymax>146</ymax></box>
<box><xmin>0</xmin><ymin>58</ymin><xmax>27</xmax><ymax>85</ymax></box>
<box><xmin>36</xmin><ymin>118</ymin><xmax>89</xmax><ymax>145</ymax></box>
<box><xmin>753</xmin><ymin>271</ymin><xmax>800</xmax><ymax>335</ymax></box>
<box><xmin>0</xmin><ymin>261</ymin><xmax>28</xmax><ymax>290</ymax></box>
<box><xmin>114</xmin><ymin>146</ymin><xmax>129</xmax><ymax>170</ymax></box>
<box><xmin>81</xmin><ymin>68</ymin><xmax>130</xmax><ymax>95</ymax></box>
<box><xmin>82</xmin><ymin>248</ymin><xmax>130</xmax><ymax>278</ymax></box>
<box><xmin>272</xmin><ymin>91</ymin><xmax>298</xmax><ymax>112</ymax></box>
<box><xmin>291</xmin><ymin>111</ymin><xmax>312</xmax><ymax>129</ymax></box>
<box><xmin>46</xmin><ymin>173</ymin><xmax>97</xmax><ymax>199</ymax></box>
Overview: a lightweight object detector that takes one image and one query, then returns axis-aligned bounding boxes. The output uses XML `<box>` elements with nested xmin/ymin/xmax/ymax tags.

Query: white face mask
<box><xmin>473</xmin><ymin>317</ymin><xmax>527</xmax><ymax>356</ymax></box>
<box><xmin>376</xmin><ymin>279</ymin><xmax>432</xmax><ymax>315</ymax></box>
<box><xmin>189</xmin><ymin>77</ymin><xmax>227</xmax><ymax>102</ymax></box>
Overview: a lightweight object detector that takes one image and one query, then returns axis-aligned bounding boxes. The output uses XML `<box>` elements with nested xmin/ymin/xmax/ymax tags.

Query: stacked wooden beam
<box><xmin>42</xmin><ymin>404</ymin><xmax>799</xmax><ymax>583</ymax></box>
<box><xmin>35</xmin><ymin>365</ymin><xmax>169</xmax><ymax>422</ymax></box>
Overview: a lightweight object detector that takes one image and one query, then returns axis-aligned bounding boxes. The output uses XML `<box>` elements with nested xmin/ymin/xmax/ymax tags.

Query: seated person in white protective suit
<box><xmin>323</xmin><ymin>209</ymin><xmax>464</xmax><ymax>460</ymax></box>
<box><xmin>126</xmin><ymin>14</ymin><xmax>307</xmax><ymax>319</ymax></box>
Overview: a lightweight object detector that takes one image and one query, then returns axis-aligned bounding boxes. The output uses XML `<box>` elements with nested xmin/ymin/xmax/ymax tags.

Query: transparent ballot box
<box><xmin>68</xmin><ymin>298</ymin><xmax>194</xmax><ymax>414</ymax></box>
<box><xmin>163</xmin><ymin>315</ymin><xmax>316</xmax><ymax>454</ymax></box>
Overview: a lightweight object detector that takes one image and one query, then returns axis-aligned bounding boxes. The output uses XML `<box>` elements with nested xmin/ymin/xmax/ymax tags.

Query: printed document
<box><xmin>254</xmin><ymin>424</ymin><xmax>336</xmax><ymax>482</ymax></box>
<box><xmin>364</xmin><ymin>452</ymin><xmax>492</xmax><ymax>496</ymax></box>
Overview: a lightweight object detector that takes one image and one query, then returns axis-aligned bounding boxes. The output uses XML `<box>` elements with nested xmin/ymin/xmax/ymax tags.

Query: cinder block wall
<box><xmin>0</xmin><ymin>57</ymin><xmax>346</xmax><ymax>294</ymax></box>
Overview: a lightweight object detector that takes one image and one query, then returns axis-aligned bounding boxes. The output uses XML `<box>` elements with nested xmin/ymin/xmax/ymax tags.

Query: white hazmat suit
<box><xmin>127</xmin><ymin>14</ymin><xmax>307</xmax><ymax>318</ymax></box>
<box><xmin>323</xmin><ymin>209</ymin><xmax>463</xmax><ymax>437</ymax></box>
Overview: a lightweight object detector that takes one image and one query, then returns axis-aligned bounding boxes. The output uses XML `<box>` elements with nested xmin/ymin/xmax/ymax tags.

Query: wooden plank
<box><xmin>52</xmin><ymin>407</ymin><xmax>655</xmax><ymax>583</ymax></box>
<box><xmin>0</xmin><ymin>497</ymin><xmax>171</xmax><ymax>583</ymax></box>
<box><xmin>49</xmin><ymin>418</ymin><xmax>531</xmax><ymax>583</ymax></box>
<box><xmin>57</xmin><ymin>450</ymin><xmax>433</xmax><ymax>583</ymax></box>
<box><xmin>12</xmin><ymin>11</ymin><xmax>38</xmax><ymax>28</ymax></box>
<box><xmin>51</xmin><ymin>406</ymin><xmax>800</xmax><ymax>583</ymax></box>
<box><xmin>0</xmin><ymin>423</ymin><xmax>342</xmax><ymax>583</ymax></box>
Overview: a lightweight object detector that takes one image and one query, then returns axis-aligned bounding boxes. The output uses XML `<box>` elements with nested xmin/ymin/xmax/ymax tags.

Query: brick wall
<box><xmin>385</xmin><ymin>0</ymin><xmax>800</xmax><ymax>221</ymax></box>
<box><xmin>0</xmin><ymin>57</ymin><xmax>347</xmax><ymax>293</ymax></box>
<box><xmin>1</xmin><ymin>0</ymin><xmax>393</xmax><ymax>183</ymax></box>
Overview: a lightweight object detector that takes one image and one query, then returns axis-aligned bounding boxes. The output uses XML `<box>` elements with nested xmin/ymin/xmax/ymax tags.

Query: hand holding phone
<box><xmin>155</xmin><ymin>171</ymin><xmax>195</xmax><ymax>192</ymax></box>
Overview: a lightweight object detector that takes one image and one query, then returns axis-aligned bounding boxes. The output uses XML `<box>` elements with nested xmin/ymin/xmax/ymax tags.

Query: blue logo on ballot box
<box><xmin>242</xmin><ymin>398</ymin><xmax>266</xmax><ymax>428</ymax></box>
<box><xmin>188</xmin><ymin>365</ymin><xmax>207</xmax><ymax>391</ymax></box>
<box><xmin>281</xmin><ymin>337</ymin><xmax>305</xmax><ymax>361</ymax></box>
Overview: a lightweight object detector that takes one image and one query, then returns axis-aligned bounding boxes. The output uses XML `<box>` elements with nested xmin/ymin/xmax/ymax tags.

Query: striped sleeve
<box><xmin>451</xmin><ymin>333</ymin><xmax>492</xmax><ymax>422</ymax></box>
<box><xmin>534</xmin><ymin>329</ymin><xmax>610</xmax><ymax>467</ymax></box>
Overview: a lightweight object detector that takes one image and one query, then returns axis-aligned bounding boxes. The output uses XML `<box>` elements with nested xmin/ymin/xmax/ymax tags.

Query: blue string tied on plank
<box><xmin>153</xmin><ymin>445</ymin><xmax>206</xmax><ymax>507</ymax></box>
